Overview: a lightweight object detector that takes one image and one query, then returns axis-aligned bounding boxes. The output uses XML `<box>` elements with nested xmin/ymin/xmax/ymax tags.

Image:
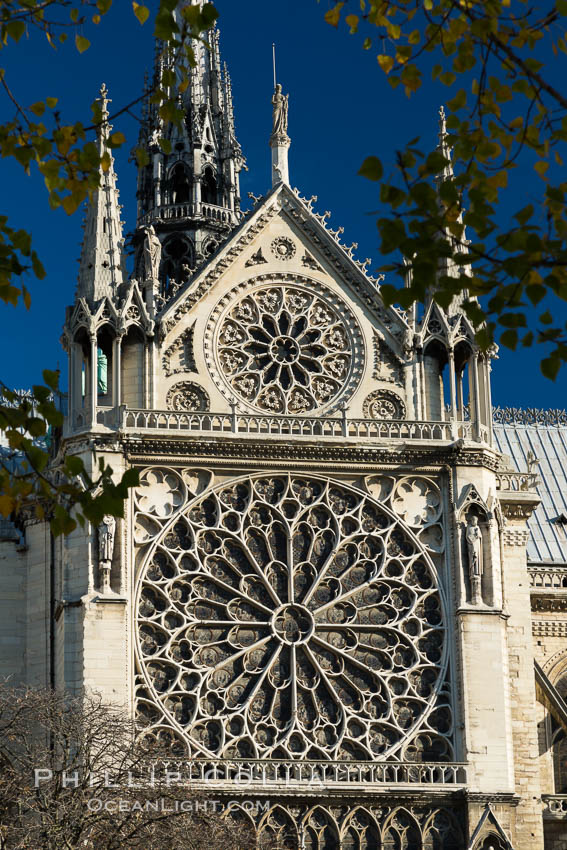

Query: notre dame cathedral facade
<box><xmin>1</xmin><ymin>4</ymin><xmax>567</xmax><ymax>849</ymax></box>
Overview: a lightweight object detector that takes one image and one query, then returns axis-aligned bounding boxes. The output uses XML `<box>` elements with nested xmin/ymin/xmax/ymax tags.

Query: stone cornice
<box><xmin>118</xmin><ymin>435</ymin><xmax>500</xmax><ymax>471</ymax></box>
<box><xmin>531</xmin><ymin>596</ymin><xmax>567</xmax><ymax>613</ymax></box>
<box><xmin>497</xmin><ymin>490</ymin><xmax>540</xmax><ymax>521</ymax></box>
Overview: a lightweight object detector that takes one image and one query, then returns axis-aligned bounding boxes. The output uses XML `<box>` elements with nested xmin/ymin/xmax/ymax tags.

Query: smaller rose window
<box><xmin>209</xmin><ymin>281</ymin><xmax>363</xmax><ymax>414</ymax></box>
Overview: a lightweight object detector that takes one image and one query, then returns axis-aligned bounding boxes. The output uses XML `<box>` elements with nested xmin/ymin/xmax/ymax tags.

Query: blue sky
<box><xmin>0</xmin><ymin>0</ymin><xmax>565</xmax><ymax>409</ymax></box>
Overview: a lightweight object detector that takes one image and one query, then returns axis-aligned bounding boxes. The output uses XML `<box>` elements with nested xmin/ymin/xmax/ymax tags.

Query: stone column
<box><xmin>270</xmin><ymin>133</ymin><xmax>290</xmax><ymax>186</ymax></box>
<box><xmin>89</xmin><ymin>333</ymin><xmax>98</xmax><ymax>429</ymax></box>
<box><xmin>112</xmin><ymin>334</ymin><xmax>123</xmax><ymax>422</ymax></box>
<box><xmin>471</xmin><ymin>352</ymin><xmax>481</xmax><ymax>441</ymax></box>
<box><xmin>72</xmin><ymin>342</ymin><xmax>83</xmax><ymax>426</ymax></box>
<box><xmin>448</xmin><ymin>346</ymin><xmax>457</xmax><ymax>429</ymax></box>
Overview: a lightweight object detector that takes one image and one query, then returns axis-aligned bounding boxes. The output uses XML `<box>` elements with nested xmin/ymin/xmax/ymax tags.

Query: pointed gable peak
<box><xmin>76</xmin><ymin>83</ymin><xmax>125</xmax><ymax>305</ymax></box>
<box><xmin>159</xmin><ymin>182</ymin><xmax>409</xmax><ymax>346</ymax></box>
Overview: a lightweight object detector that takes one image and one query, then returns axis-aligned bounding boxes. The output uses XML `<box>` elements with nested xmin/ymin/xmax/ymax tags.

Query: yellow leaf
<box><xmin>132</xmin><ymin>3</ymin><xmax>150</xmax><ymax>25</ymax></box>
<box><xmin>22</xmin><ymin>285</ymin><xmax>31</xmax><ymax>310</ymax></box>
<box><xmin>0</xmin><ymin>494</ymin><xmax>14</xmax><ymax>518</ymax></box>
<box><xmin>377</xmin><ymin>54</ymin><xmax>395</xmax><ymax>74</ymax></box>
<box><xmin>324</xmin><ymin>2</ymin><xmax>344</xmax><ymax>27</ymax></box>
<box><xmin>534</xmin><ymin>160</ymin><xmax>549</xmax><ymax>178</ymax></box>
<box><xmin>62</xmin><ymin>195</ymin><xmax>80</xmax><ymax>216</ymax></box>
<box><xmin>345</xmin><ymin>14</ymin><xmax>359</xmax><ymax>30</ymax></box>
<box><xmin>75</xmin><ymin>35</ymin><xmax>90</xmax><ymax>54</ymax></box>
<box><xmin>101</xmin><ymin>152</ymin><xmax>111</xmax><ymax>172</ymax></box>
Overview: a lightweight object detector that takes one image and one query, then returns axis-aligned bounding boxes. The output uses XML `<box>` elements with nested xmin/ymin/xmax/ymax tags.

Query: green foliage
<box><xmin>0</xmin><ymin>374</ymin><xmax>140</xmax><ymax>536</ymax></box>
<box><xmin>0</xmin><ymin>1</ymin><xmax>218</xmax><ymax>533</ymax></box>
<box><xmin>325</xmin><ymin>0</ymin><xmax>567</xmax><ymax>376</ymax></box>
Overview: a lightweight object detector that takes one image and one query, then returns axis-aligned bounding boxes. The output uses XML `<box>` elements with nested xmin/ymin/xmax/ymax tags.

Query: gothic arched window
<box><xmin>423</xmin><ymin>809</ymin><xmax>463</xmax><ymax>850</ymax></box>
<box><xmin>304</xmin><ymin>808</ymin><xmax>340</xmax><ymax>850</ymax></box>
<box><xmin>383</xmin><ymin>809</ymin><xmax>421</xmax><ymax>850</ymax></box>
<box><xmin>169</xmin><ymin>163</ymin><xmax>190</xmax><ymax>205</ymax></box>
<box><xmin>258</xmin><ymin>807</ymin><xmax>298</xmax><ymax>850</ymax></box>
<box><xmin>341</xmin><ymin>808</ymin><xmax>380</xmax><ymax>850</ymax></box>
<box><xmin>201</xmin><ymin>166</ymin><xmax>217</xmax><ymax>205</ymax></box>
<box><xmin>160</xmin><ymin>236</ymin><xmax>193</xmax><ymax>292</ymax></box>
<box><xmin>552</xmin><ymin>674</ymin><xmax>567</xmax><ymax>792</ymax></box>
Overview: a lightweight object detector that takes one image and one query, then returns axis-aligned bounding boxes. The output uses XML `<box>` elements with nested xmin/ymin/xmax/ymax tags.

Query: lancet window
<box><xmin>169</xmin><ymin>162</ymin><xmax>191</xmax><ymax>205</ymax></box>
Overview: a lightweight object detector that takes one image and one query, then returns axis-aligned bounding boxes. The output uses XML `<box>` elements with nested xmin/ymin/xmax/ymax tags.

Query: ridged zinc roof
<box><xmin>493</xmin><ymin>408</ymin><xmax>567</xmax><ymax>565</ymax></box>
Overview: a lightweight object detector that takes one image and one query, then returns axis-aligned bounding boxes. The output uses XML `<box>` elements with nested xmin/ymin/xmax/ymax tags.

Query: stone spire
<box><xmin>135</xmin><ymin>10</ymin><xmax>246</xmax><ymax>297</ymax></box>
<box><xmin>434</xmin><ymin>104</ymin><xmax>471</xmax><ymax>314</ymax></box>
<box><xmin>76</xmin><ymin>84</ymin><xmax>125</xmax><ymax>303</ymax></box>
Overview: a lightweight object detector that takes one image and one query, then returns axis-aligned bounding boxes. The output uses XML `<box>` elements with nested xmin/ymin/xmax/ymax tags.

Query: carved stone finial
<box><xmin>98</xmin><ymin>83</ymin><xmax>110</xmax><ymax>127</ymax></box>
<box><xmin>439</xmin><ymin>104</ymin><xmax>446</xmax><ymax>134</ymax></box>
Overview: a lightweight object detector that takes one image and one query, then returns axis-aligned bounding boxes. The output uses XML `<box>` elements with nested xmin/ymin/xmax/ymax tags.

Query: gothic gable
<box><xmin>155</xmin><ymin>184</ymin><xmax>409</xmax><ymax>417</ymax></box>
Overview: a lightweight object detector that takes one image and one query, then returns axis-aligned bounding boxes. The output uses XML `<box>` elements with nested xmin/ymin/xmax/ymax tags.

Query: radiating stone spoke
<box><xmin>136</xmin><ymin>473</ymin><xmax>452</xmax><ymax>762</ymax></box>
<box><xmin>212</xmin><ymin>284</ymin><xmax>360</xmax><ymax>413</ymax></box>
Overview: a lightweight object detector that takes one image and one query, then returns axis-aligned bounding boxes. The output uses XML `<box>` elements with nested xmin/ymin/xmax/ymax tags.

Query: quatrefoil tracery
<box><xmin>135</xmin><ymin>474</ymin><xmax>452</xmax><ymax>762</ymax></box>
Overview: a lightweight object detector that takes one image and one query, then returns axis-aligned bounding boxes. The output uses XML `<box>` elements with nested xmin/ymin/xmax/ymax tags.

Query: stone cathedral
<box><xmin>2</xmin><ymin>5</ymin><xmax>567</xmax><ymax>850</ymax></box>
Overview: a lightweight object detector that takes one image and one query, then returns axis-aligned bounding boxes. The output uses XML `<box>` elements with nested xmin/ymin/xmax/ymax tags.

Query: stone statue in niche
<box><xmin>466</xmin><ymin>515</ymin><xmax>484</xmax><ymax>604</ymax></box>
<box><xmin>271</xmin><ymin>84</ymin><xmax>289</xmax><ymax>136</ymax></box>
<box><xmin>142</xmin><ymin>225</ymin><xmax>162</xmax><ymax>281</ymax></box>
<box><xmin>98</xmin><ymin>514</ymin><xmax>116</xmax><ymax>593</ymax></box>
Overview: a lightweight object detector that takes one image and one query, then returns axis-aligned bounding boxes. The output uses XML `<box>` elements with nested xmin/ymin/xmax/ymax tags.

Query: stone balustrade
<box><xmin>495</xmin><ymin>470</ymin><xmax>539</xmax><ymax>492</ymax></box>
<box><xmin>543</xmin><ymin>795</ymin><xmax>567</xmax><ymax>818</ymax></box>
<box><xmin>96</xmin><ymin>408</ymin><xmax>476</xmax><ymax>442</ymax></box>
<box><xmin>153</xmin><ymin>759</ymin><xmax>467</xmax><ymax>790</ymax></box>
<box><xmin>529</xmin><ymin>568</ymin><xmax>567</xmax><ymax>589</ymax></box>
<box><xmin>139</xmin><ymin>202</ymin><xmax>237</xmax><ymax>226</ymax></box>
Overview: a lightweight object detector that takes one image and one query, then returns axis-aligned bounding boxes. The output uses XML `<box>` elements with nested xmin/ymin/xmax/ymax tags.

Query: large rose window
<box><xmin>135</xmin><ymin>473</ymin><xmax>452</xmax><ymax>762</ymax></box>
<box><xmin>205</xmin><ymin>279</ymin><xmax>364</xmax><ymax>413</ymax></box>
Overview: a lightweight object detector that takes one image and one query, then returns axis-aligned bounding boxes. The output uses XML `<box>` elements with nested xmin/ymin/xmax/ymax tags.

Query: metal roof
<box><xmin>493</xmin><ymin>408</ymin><xmax>567</xmax><ymax>565</ymax></box>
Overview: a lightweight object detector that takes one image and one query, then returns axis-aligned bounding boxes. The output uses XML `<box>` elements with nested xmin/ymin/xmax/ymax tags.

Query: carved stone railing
<box><xmin>543</xmin><ymin>795</ymin><xmax>567</xmax><ymax>819</ymax></box>
<box><xmin>200</xmin><ymin>202</ymin><xmax>236</xmax><ymax>225</ymax></box>
<box><xmin>495</xmin><ymin>470</ymin><xmax>539</xmax><ymax>492</ymax></box>
<box><xmin>111</xmin><ymin>408</ymin><xmax>476</xmax><ymax>443</ymax></box>
<box><xmin>493</xmin><ymin>407</ymin><xmax>567</xmax><ymax>427</ymax></box>
<box><xmin>138</xmin><ymin>203</ymin><xmax>237</xmax><ymax>226</ymax></box>
<box><xmin>529</xmin><ymin>568</ymin><xmax>567</xmax><ymax>590</ymax></box>
<box><xmin>156</xmin><ymin>759</ymin><xmax>467</xmax><ymax>790</ymax></box>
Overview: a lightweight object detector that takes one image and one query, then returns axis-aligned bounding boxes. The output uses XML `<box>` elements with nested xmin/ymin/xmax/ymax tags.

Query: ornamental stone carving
<box><xmin>166</xmin><ymin>382</ymin><xmax>209</xmax><ymax>412</ymax></box>
<box><xmin>98</xmin><ymin>514</ymin><xmax>116</xmax><ymax>593</ymax></box>
<box><xmin>392</xmin><ymin>478</ymin><xmax>442</xmax><ymax>527</ymax></box>
<box><xmin>134</xmin><ymin>473</ymin><xmax>452</xmax><ymax>762</ymax></box>
<box><xmin>141</xmin><ymin>224</ymin><xmax>162</xmax><ymax>280</ymax></box>
<box><xmin>466</xmin><ymin>516</ymin><xmax>484</xmax><ymax>605</ymax></box>
<box><xmin>363</xmin><ymin>390</ymin><xmax>406</xmax><ymax>420</ymax></box>
<box><xmin>163</xmin><ymin>327</ymin><xmax>196</xmax><ymax>376</ymax></box>
<box><xmin>270</xmin><ymin>236</ymin><xmax>296</xmax><ymax>261</ymax></box>
<box><xmin>206</xmin><ymin>278</ymin><xmax>364</xmax><ymax>414</ymax></box>
<box><xmin>372</xmin><ymin>333</ymin><xmax>404</xmax><ymax>385</ymax></box>
<box><xmin>207</xmin><ymin>803</ymin><xmax>464</xmax><ymax>849</ymax></box>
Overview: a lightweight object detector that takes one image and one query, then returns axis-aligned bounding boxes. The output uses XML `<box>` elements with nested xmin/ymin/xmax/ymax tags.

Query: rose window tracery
<box><xmin>135</xmin><ymin>473</ymin><xmax>452</xmax><ymax>762</ymax></box>
<box><xmin>206</xmin><ymin>280</ymin><xmax>363</xmax><ymax>413</ymax></box>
